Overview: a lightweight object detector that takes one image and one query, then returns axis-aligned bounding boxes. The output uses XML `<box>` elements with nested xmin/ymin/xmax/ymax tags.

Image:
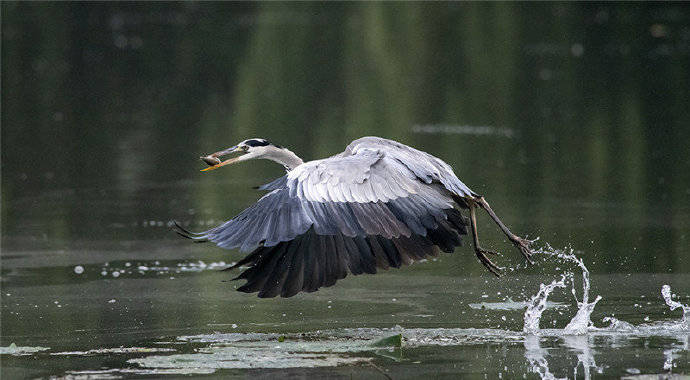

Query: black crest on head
<box><xmin>245</xmin><ymin>139</ymin><xmax>282</xmax><ymax>148</ymax></box>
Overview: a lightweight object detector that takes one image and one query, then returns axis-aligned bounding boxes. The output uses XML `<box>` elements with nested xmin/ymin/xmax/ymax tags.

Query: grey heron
<box><xmin>174</xmin><ymin>136</ymin><xmax>534</xmax><ymax>298</ymax></box>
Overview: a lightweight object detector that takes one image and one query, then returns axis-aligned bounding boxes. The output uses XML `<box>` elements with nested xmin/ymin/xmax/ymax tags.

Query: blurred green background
<box><xmin>2</xmin><ymin>2</ymin><xmax>689</xmax><ymax>274</ymax></box>
<box><xmin>2</xmin><ymin>3</ymin><xmax>690</xmax><ymax>378</ymax></box>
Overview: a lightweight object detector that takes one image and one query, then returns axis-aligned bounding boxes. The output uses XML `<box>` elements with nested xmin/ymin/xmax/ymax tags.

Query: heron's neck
<box><xmin>265</xmin><ymin>149</ymin><xmax>303</xmax><ymax>171</ymax></box>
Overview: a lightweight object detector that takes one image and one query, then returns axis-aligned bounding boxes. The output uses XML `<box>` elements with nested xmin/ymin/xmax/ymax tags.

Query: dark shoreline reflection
<box><xmin>3</xmin><ymin>2</ymin><xmax>689</xmax><ymax>273</ymax></box>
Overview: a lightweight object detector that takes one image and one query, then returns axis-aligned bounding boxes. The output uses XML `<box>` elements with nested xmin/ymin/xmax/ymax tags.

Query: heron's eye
<box><xmin>242</xmin><ymin>145</ymin><xmax>249</xmax><ymax>151</ymax></box>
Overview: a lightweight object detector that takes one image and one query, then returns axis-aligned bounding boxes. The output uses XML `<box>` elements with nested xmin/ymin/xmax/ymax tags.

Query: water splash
<box><xmin>597</xmin><ymin>285</ymin><xmax>689</xmax><ymax>335</ymax></box>
<box><xmin>563</xmin><ymin>297</ymin><xmax>601</xmax><ymax>335</ymax></box>
<box><xmin>560</xmin><ymin>253</ymin><xmax>602</xmax><ymax>335</ymax></box>
<box><xmin>529</xmin><ymin>245</ymin><xmax>602</xmax><ymax>335</ymax></box>
<box><xmin>601</xmin><ymin>317</ymin><xmax>635</xmax><ymax>332</ymax></box>
<box><xmin>523</xmin><ymin>277</ymin><xmax>567</xmax><ymax>334</ymax></box>
<box><xmin>517</xmin><ymin>246</ymin><xmax>690</xmax><ymax>379</ymax></box>
<box><xmin>661</xmin><ymin>284</ymin><xmax>689</xmax><ymax>330</ymax></box>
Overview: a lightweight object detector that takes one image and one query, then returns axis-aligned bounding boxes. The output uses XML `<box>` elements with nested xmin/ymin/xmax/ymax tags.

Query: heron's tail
<box><xmin>170</xmin><ymin>220</ymin><xmax>208</xmax><ymax>243</ymax></box>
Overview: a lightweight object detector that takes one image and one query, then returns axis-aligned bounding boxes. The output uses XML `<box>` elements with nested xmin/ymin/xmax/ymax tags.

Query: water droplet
<box><xmin>571</xmin><ymin>43</ymin><xmax>584</xmax><ymax>57</ymax></box>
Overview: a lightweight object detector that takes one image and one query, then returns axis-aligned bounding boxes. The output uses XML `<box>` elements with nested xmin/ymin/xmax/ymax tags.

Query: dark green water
<box><xmin>2</xmin><ymin>3</ymin><xmax>689</xmax><ymax>379</ymax></box>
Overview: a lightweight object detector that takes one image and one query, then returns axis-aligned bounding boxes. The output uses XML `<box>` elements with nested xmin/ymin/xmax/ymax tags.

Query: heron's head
<box><xmin>200</xmin><ymin>138</ymin><xmax>287</xmax><ymax>171</ymax></box>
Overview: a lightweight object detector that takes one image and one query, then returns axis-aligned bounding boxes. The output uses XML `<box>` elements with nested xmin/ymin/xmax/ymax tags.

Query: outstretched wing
<box><xmin>178</xmin><ymin>143</ymin><xmax>472</xmax><ymax>298</ymax></box>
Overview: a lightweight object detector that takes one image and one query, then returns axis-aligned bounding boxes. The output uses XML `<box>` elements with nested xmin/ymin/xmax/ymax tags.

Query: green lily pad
<box><xmin>370</xmin><ymin>334</ymin><xmax>403</xmax><ymax>348</ymax></box>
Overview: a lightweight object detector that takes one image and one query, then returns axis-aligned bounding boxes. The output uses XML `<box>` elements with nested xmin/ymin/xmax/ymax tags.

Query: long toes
<box><xmin>484</xmin><ymin>259</ymin><xmax>503</xmax><ymax>277</ymax></box>
<box><xmin>476</xmin><ymin>251</ymin><xmax>503</xmax><ymax>277</ymax></box>
<box><xmin>513</xmin><ymin>237</ymin><xmax>535</xmax><ymax>264</ymax></box>
<box><xmin>520</xmin><ymin>246</ymin><xmax>535</xmax><ymax>264</ymax></box>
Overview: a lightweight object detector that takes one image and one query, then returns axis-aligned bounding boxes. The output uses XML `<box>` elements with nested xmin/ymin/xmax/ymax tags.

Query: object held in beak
<box><xmin>200</xmin><ymin>155</ymin><xmax>221</xmax><ymax>166</ymax></box>
<box><xmin>199</xmin><ymin>145</ymin><xmax>242</xmax><ymax>172</ymax></box>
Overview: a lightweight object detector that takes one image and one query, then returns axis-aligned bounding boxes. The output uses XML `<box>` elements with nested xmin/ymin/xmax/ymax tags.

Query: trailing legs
<box><xmin>467</xmin><ymin>197</ymin><xmax>535</xmax><ymax>276</ymax></box>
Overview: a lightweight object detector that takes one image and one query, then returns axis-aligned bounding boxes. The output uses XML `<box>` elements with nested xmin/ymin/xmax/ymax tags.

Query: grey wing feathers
<box><xmin>344</xmin><ymin>136</ymin><xmax>479</xmax><ymax>198</ymax></box>
<box><xmin>185</xmin><ymin>137</ymin><xmax>474</xmax><ymax>297</ymax></box>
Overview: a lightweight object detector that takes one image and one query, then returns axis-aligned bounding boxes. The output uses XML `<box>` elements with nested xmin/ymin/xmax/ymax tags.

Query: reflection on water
<box><xmin>664</xmin><ymin>335</ymin><xmax>688</xmax><ymax>373</ymax></box>
<box><xmin>2</xmin><ymin>2</ymin><xmax>690</xmax><ymax>378</ymax></box>
<box><xmin>525</xmin><ymin>335</ymin><xmax>561</xmax><ymax>380</ymax></box>
<box><xmin>563</xmin><ymin>335</ymin><xmax>600</xmax><ymax>380</ymax></box>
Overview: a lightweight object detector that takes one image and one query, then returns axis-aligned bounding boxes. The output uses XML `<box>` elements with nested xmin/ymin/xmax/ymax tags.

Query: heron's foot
<box><xmin>512</xmin><ymin>236</ymin><xmax>535</xmax><ymax>264</ymax></box>
<box><xmin>475</xmin><ymin>248</ymin><xmax>503</xmax><ymax>277</ymax></box>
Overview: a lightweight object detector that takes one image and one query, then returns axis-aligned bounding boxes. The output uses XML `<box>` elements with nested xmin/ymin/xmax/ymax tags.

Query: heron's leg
<box><xmin>469</xmin><ymin>204</ymin><xmax>502</xmax><ymax>277</ymax></box>
<box><xmin>476</xmin><ymin>197</ymin><xmax>534</xmax><ymax>263</ymax></box>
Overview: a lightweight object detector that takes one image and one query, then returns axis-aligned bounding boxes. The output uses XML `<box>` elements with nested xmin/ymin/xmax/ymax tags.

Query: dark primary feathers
<box><xmin>177</xmin><ymin>136</ymin><xmax>477</xmax><ymax>298</ymax></box>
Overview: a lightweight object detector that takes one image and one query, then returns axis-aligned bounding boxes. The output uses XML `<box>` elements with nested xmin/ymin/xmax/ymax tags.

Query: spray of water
<box><xmin>523</xmin><ymin>277</ymin><xmax>567</xmax><ymax>334</ymax></box>
<box><xmin>517</xmin><ymin>245</ymin><xmax>690</xmax><ymax>378</ymax></box>
<box><xmin>600</xmin><ymin>317</ymin><xmax>635</xmax><ymax>331</ymax></box>
<box><xmin>523</xmin><ymin>245</ymin><xmax>602</xmax><ymax>335</ymax></box>
<box><xmin>661</xmin><ymin>284</ymin><xmax>689</xmax><ymax>330</ymax></box>
<box><xmin>523</xmin><ymin>245</ymin><xmax>689</xmax><ymax>338</ymax></box>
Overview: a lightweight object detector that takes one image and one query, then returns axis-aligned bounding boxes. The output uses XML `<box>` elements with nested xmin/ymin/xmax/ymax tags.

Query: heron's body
<box><xmin>175</xmin><ymin>136</ymin><xmax>533</xmax><ymax>298</ymax></box>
